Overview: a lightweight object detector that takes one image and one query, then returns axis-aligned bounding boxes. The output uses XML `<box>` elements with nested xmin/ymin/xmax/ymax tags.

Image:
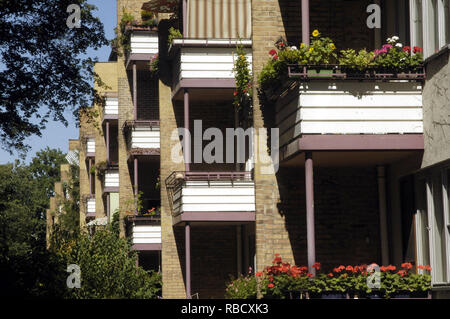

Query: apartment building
<box><xmin>75</xmin><ymin>0</ymin><xmax>450</xmax><ymax>298</ymax></box>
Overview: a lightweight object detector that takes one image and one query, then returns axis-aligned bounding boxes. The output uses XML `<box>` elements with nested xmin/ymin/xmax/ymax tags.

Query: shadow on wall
<box><xmin>275</xmin><ymin>166</ymin><xmax>382</xmax><ymax>271</ymax></box>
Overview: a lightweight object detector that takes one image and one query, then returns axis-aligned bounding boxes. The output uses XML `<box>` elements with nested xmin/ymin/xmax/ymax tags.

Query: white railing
<box><xmin>86</xmin><ymin>138</ymin><xmax>95</xmax><ymax>154</ymax></box>
<box><xmin>173</xmin><ymin>43</ymin><xmax>252</xmax><ymax>82</ymax></box>
<box><xmin>86</xmin><ymin>197</ymin><xmax>96</xmax><ymax>214</ymax></box>
<box><xmin>104</xmin><ymin>170</ymin><xmax>119</xmax><ymax>188</ymax></box>
<box><xmin>276</xmin><ymin>81</ymin><xmax>423</xmax><ymax>147</ymax></box>
<box><xmin>130</xmin><ymin>126</ymin><xmax>160</xmax><ymax>149</ymax></box>
<box><xmin>132</xmin><ymin>225</ymin><xmax>161</xmax><ymax>245</ymax></box>
<box><xmin>104</xmin><ymin>97</ymin><xmax>118</xmax><ymax>116</ymax></box>
<box><xmin>130</xmin><ymin>32</ymin><xmax>158</xmax><ymax>55</ymax></box>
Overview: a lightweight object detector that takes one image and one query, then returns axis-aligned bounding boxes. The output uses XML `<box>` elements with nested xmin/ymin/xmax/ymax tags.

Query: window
<box><xmin>410</xmin><ymin>0</ymin><xmax>450</xmax><ymax>58</ymax></box>
<box><xmin>416</xmin><ymin>169</ymin><xmax>450</xmax><ymax>285</ymax></box>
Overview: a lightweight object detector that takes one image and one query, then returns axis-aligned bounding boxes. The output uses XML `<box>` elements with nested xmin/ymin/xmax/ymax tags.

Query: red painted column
<box><xmin>133</xmin><ymin>62</ymin><xmax>137</xmax><ymax>121</ymax></box>
<box><xmin>185</xmin><ymin>222</ymin><xmax>191</xmax><ymax>299</ymax></box>
<box><xmin>88</xmin><ymin>158</ymin><xmax>92</xmax><ymax>195</ymax></box>
<box><xmin>134</xmin><ymin>157</ymin><xmax>138</xmax><ymax>213</ymax></box>
<box><xmin>106</xmin><ymin>121</ymin><xmax>110</xmax><ymax>164</ymax></box>
<box><xmin>305</xmin><ymin>151</ymin><xmax>316</xmax><ymax>275</ymax></box>
<box><xmin>302</xmin><ymin>0</ymin><xmax>310</xmax><ymax>45</ymax></box>
<box><xmin>184</xmin><ymin>89</ymin><xmax>190</xmax><ymax>172</ymax></box>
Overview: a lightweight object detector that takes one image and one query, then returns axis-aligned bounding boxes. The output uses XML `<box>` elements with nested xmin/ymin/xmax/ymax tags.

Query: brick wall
<box><xmin>279</xmin><ymin>0</ymin><xmax>374</xmax><ymax>50</ymax></box>
<box><xmin>135</xmin><ymin>71</ymin><xmax>159</xmax><ymax>120</ymax></box>
<box><xmin>276</xmin><ymin>166</ymin><xmax>381</xmax><ymax>270</ymax></box>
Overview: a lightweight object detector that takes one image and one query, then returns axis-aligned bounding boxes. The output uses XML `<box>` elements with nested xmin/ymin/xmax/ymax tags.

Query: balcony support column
<box><xmin>88</xmin><ymin>158</ymin><xmax>92</xmax><ymax>195</ymax></box>
<box><xmin>185</xmin><ymin>222</ymin><xmax>191</xmax><ymax>299</ymax></box>
<box><xmin>134</xmin><ymin>157</ymin><xmax>138</xmax><ymax>213</ymax></box>
<box><xmin>106</xmin><ymin>193</ymin><xmax>110</xmax><ymax>221</ymax></box>
<box><xmin>237</xmin><ymin>225</ymin><xmax>242</xmax><ymax>275</ymax></box>
<box><xmin>377</xmin><ymin>166</ymin><xmax>390</xmax><ymax>265</ymax></box>
<box><xmin>305</xmin><ymin>151</ymin><xmax>316</xmax><ymax>275</ymax></box>
<box><xmin>106</xmin><ymin>121</ymin><xmax>110</xmax><ymax>164</ymax></box>
<box><xmin>302</xmin><ymin>0</ymin><xmax>310</xmax><ymax>45</ymax></box>
<box><xmin>184</xmin><ymin>89</ymin><xmax>190</xmax><ymax>172</ymax></box>
<box><xmin>133</xmin><ymin>62</ymin><xmax>137</xmax><ymax>121</ymax></box>
<box><xmin>182</xmin><ymin>0</ymin><xmax>187</xmax><ymax>36</ymax></box>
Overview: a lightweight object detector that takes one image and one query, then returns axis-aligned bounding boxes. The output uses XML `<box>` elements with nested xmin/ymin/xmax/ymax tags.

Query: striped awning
<box><xmin>143</xmin><ymin>0</ymin><xmax>252</xmax><ymax>39</ymax></box>
<box><xmin>187</xmin><ymin>0</ymin><xmax>251</xmax><ymax>39</ymax></box>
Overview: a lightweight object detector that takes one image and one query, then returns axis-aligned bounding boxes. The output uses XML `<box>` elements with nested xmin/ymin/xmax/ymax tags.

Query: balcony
<box><xmin>103</xmin><ymin>95</ymin><xmax>118</xmax><ymax>120</ymax></box>
<box><xmin>170</xmin><ymin>39</ymin><xmax>252</xmax><ymax>100</ymax></box>
<box><xmin>85</xmin><ymin>137</ymin><xmax>95</xmax><ymax>158</ymax></box>
<box><xmin>86</xmin><ymin>196</ymin><xmax>96</xmax><ymax>218</ymax></box>
<box><xmin>166</xmin><ymin>172</ymin><xmax>256</xmax><ymax>225</ymax></box>
<box><xmin>103</xmin><ymin>168</ymin><xmax>119</xmax><ymax>193</ymax></box>
<box><xmin>123</xmin><ymin>120</ymin><xmax>160</xmax><ymax>156</ymax></box>
<box><xmin>275</xmin><ymin>68</ymin><xmax>424</xmax><ymax>160</ymax></box>
<box><xmin>126</xmin><ymin>215</ymin><xmax>161</xmax><ymax>251</ymax></box>
<box><xmin>126</xmin><ymin>29</ymin><xmax>158</xmax><ymax>70</ymax></box>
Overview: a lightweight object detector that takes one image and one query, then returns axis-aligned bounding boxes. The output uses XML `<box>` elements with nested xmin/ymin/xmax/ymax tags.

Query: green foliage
<box><xmin>149</xmin><ymin>54</ymin><xmax>159</xmax><ymax>73</ymax></box>
<box><xmin>0</xmin><ymin>149</ymin><xmax>70</xmax><ymax>297</ymax></box>
<box><xmin>0</xmin><ymin>0</ymin><xmax>108</xmax><ymax>153</ymax></box>
<box><xmin>233</xmin><ymin>44</ymin><xmax>253</xmax><ymax>115</ymax></box>
<box><xmin>141</xmin><ymin>10</ymin><xmax>158</xmax><ymax>27</ymax></box>
<box><xmin>110</xmin><ymin>209</ymin><xmax>120</xmax><ymax>237</ymax></box>
<box><xmin>225</xmin><ymin>275</ymin><xmax>260</xmax><ymax>299</ymax></box>
<box><xmin>168</xmin><ymin>27</ymin><xmax>182</xmax><ymax>46</ymax></box>
<box><xmin>258</xmin><ymin>32</ymin><xmax>424</xmax><ymax>91</ymax></box>
<box><xmin>339</xmin><ymin>49</ymin><xmax>375</xmax><ymax>71</ymax></box>
<box><xmin>64</xmin><ymin>229</ymin><xmax>161</xmax><ymax>299</ymax></box>
<box><xmin>111</xmin><ymin>9</ymin><xmax>137</xmax><ymax>55</ymax></box>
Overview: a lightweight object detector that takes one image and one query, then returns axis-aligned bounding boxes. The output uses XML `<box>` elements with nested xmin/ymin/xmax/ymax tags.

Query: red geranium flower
<box><xmin>327</xmin><ymin>273</ymin><xmax>334</xmax><ymax>277</ymax></box>
<box><xmin>256</xmin><ymin>272</ymin><xmax>263</xmax><ymax>277</ymax></box>
<box><xmin>272</xmin><ymin>55</ymin><xmax>279</xmax><ymax>60</ymax></box>
<box><xmin>233</xmin><ymin>91</ymin><xmax>238</xmax><ymax>96</ymax></box>
<box><xmin>403</xmin><ymin>46</ymin><xmax>411</xmax><ymax>53</ymax></box>
<box><xmin>401</xmin><ymin>262</ymin><xmax>413</xmax><ymax>270</ymax></box>
<box><xmin>424</xmin><ymin>265</ymin><xmax>432</xmax><ymax>271</ymax></box>
<box><xmin>269</xmin><ymin>49</ymin><xmax>277</xmax><ymax>56</ymax></box>
<box><xmin>398</xmin><ymin>270</ymin><xmax>407</xmax><ymax>277</ymax></box>
<box><xmin>312</xmin><ymin>262</ymin><xmax>321</xmax><ymax>270</ymax></box>
<box><xmin>380</xmin><ymin>266</ymin><xmax>387</xmax><ymax>272</ymax></box>
<box><xmin>346</xmin><ymin>265</ymin><xmax>353</xmax><ymax>272</ymax></box>
<box><xmin>268</xmin><ymin>283</ymin><xmax>274</xmax><ymax>288</ymax></box>
<box><xmin>333</xmin><ymin>267</ymin><xmax>341</xmax><ymax>273</ymax></box>
<box><xmin>413</xmin><ymin>46</ymin><xmax>423</xmax><ymax>53</ymax></box>
<box><xmin>387</xmin><ymin>265</ymin><xmax>396</xmax><ymax>271</ymax></box>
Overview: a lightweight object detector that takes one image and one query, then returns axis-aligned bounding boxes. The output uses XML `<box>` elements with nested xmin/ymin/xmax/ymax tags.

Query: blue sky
<box><xmin>0</xmin><ymin>0</ymin><xmax>117</xmax><ymax>164</ymax></box>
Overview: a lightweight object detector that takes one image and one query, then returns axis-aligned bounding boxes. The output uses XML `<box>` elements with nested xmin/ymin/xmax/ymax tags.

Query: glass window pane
<box><xmin>416</xmin><ymin>178</ymin><xmax>430</xmax><ymax>269</ymax></box>
<box><xmin>432</xmin><ymin>173</ymin><xmax>447</xmax><ymax>283</ymax></box>
<box><xmin>445</xmin><ymin>0</ymin><xmax>450</xmax><ymax>45</ymax></box>
<box><xmin>414</xmin><ymin>0</ymin><xmax>424</xmax><ymax>48</ymax></box>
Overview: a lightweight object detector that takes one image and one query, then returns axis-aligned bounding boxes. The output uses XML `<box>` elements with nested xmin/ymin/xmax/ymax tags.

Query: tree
<box><xmin>61</xmin><ymin>229</ymin><xmax>162</xmax><ymax>299</ymax></box>
<box><xmin>0</xmin><ymin>0</ymin><xmax>108</xmax><ymax>152</ymax></box>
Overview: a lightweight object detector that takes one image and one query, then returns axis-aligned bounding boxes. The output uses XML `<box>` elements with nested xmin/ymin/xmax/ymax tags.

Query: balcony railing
<box><xmin>103</xmin><ymin>96</ymin><xmax>118</xmax><ymax>118</ymax></box>
<box><xmin>170</xmin><ymin>39</ymin><xmax>252</xmax><ymax>90</ymax></box>
<box><xmin>275</xmin><ymin>76</ymin><xmax>424</xmax><ymax>147</ymax></box>
<box><xmin>86</xmin><ymin>196</ymin><xmax>95</xmax><ymax>218</ymax></box>
<box><xmin>166</xmin><ymin>171</ymin><xmax>255</xmax><ymax>220</ymax></box>
<box><xmin>123</xmin><ymin>120</ymin><xmax>160</xmax><ymax>152</ymax></box>
<box><xmin>103</xmin><ymin>169</ymin><xmax>119</xmax><ymax>192</ymax></box>
<box><xmin>126</xmin><ymin>215</ymin><xmax>161</xmax><ymax>250</ymax></box>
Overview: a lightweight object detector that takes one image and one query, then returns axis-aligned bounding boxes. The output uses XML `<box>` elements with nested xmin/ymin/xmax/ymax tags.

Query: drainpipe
<box><xmin>184</xmin><ymin>89</ymin><xmax>190</xmax><ymax>172</ymax></box>
<box><xmin>305</xmin><ymin>152</ymin><xmax>316</xmax><ymax>275</ymax></box>
<box><xmin>302</xmin><ymin>0</ymin><xmax>310</xmax><ymax>45</ymax></box>
<box><xmin>185</xmin><ymin>222</ymin><xmax>191</xmax><ymax>299</ymax></box>
<box><xmin>377</xmin><ymin>166</ymin><xmax>390</xmax><ymax>265</ymax></box>
<box><xmin>133</xmin><ymin>62</ymin><xmax>137</xmax><ymax>121</ymax></box>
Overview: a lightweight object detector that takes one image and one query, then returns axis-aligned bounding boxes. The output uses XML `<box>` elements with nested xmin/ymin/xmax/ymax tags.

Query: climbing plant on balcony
<box><xmin>233</xmin><ymin>44</ymin><xmax>253</xmax><ymax>127</ymax></box>
<box><xmin>168</xmin><ymin>27</ymin><xmax>182</xmax><ymax>46</ymax></box>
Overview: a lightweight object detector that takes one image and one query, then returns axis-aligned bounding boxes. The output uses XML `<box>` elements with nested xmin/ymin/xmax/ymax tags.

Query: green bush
<box><xmin>63</xmin><ymin>229</ymin><xmax>161</xmax><ymax>299</ymax></box>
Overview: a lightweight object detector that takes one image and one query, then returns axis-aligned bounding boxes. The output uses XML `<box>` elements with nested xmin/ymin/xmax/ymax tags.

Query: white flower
<box><xmin>291</xmin><ymin>46</ymin><xmax>297</xmax><ymax>50</ymax></box>
<box><xmin>392</xmin><ymin>36</ymin><xmax>400</xmax><ymax>41</ymax></box>
<box><xmin>396</xmin><ymin>43</ymin><xmax>403</xmax><ymax>48</ymax></box>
